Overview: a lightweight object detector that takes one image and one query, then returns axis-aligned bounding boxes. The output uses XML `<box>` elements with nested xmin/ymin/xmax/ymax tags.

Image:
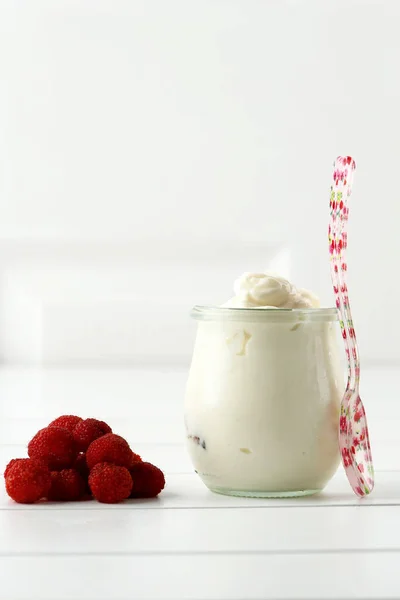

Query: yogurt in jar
<box><xmin>222</xmin><ymin>271</ymin><xmax>321</xmax><ymax>310</ymax></box>
<box><xmin>185</xmin><ymin>272</ymin><xmax>343</xmax><ymax>497</ymax></box>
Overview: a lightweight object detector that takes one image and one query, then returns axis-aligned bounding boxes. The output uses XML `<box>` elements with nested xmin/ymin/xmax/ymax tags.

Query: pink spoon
<box><xmin>328</xmin><ymin>156</ymin><xmax>374</xmax><ymax>497</ymax></box>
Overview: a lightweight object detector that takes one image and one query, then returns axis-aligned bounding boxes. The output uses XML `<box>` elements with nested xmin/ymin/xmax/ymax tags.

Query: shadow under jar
<box><xmin>185</xmin><ymin>306</ymin><xmax>343</xmax><ymax>498</ymax></box>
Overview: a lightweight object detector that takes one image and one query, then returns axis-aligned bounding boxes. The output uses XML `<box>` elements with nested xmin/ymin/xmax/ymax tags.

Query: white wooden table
<box><xmin>1</xmin><ymin>366</ymin><xmax>399</xmax><ymax>600</ymax></box>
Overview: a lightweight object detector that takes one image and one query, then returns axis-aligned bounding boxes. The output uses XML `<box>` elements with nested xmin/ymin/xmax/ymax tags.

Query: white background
<box><xmin>0</xmin><ymin>0</ymin><xmax>397</xmax><ymax>365</ymax></box>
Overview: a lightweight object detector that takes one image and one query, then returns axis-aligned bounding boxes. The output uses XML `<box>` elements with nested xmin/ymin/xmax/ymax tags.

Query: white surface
<box><xmin>0</xmin><ymin>0</ymin><xmax>399</xmax><ymax>364</ymax></box>
<box><xmin>1</xmin><ymin>365</ymin><xmax>400</xmax><ymax>600</ymax></box>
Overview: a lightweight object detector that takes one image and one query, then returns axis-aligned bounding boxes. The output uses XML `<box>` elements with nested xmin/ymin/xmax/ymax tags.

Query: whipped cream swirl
<box><xmin>223</xmin><ymin>272</ymin><xmax>320</xmax><ymax>309</ymax></box>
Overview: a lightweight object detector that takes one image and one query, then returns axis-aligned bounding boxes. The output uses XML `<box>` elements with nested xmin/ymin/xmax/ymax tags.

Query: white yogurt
<box><xmin>185</xmin><ymin>272</ymin><xmax>343</xmax><ymax>497</ymax></box>
<box><xmin>222</xmin><ymin>271</ymin><xmax>321</xmax><ymax>309</ymax></box>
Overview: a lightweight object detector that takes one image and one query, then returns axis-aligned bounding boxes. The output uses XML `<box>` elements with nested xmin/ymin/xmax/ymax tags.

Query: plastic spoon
<box><xmin>328</xmin><ymin>156</ymin><xmax>374</xmax><ymax>497</ymax></box>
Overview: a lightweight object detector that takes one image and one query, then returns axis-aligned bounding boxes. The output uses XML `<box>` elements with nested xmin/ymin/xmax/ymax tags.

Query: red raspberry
<box><xmin>49</xmin><ymin>415</ymin><xmax>83</xmax><ymax>432</ymax></box>
<box><xmin>86</xmin><ymin>433</ymin><xmax>133</xmax><ymax>470</ymax></box>
<box><xmin>28</xmin><ymin>427</ymin><xmax>77</xmax><ymax>470</ymax></box>
<box><xmin>47</xmin><ymin>469</ymin><xmax>86</xmax><ymax>501</ymax></box>
<box><xmin>89</xmin><ymin>462</ymin><xmax>132</xmax><ymax>503</ymax></box>
<box><xmin>73</xmin><ymin>418</ymin><xmax>112</xmax><ymax>452</ymax></box>
<box><xmin>129</xmin><ymin>462</ymin><xmax>165</xmax><ymax>498</ymax></box>
<box><xmin>5</xmin><ymin>457</ymin><xmax>48</xmax><ymax>479</ymax></box>
<box><xmin>4</xmin><ymin>458</ymin><xmax>24</xmax><ymax>479</ymax></box>
<box><xmin>5</xmin><ymin>458</ymin><xmax>51</xmax><ymax>503</ymax></box>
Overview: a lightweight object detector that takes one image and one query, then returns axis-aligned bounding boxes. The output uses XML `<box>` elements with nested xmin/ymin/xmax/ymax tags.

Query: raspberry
<box><xmin>47</xmin><ymin>469</ymin><xmax>86</xmax><ymax>501</ymax></box>
<box><xmin>4</xmin><ymin>458</ymin><xmax>24</xmax><ymax>479</ymax></box>
<box><xmin>49</xmin><ymin>415</ymin><xmax>83</xmax><ymax>432</ymax></box>
<box><xmin>86</xmin><ymin>433</ymin><xmax>133</xmax><ymax>470</ymax></box>
<box><xmin>129</xmin><ymin>462</ymin><xmax>165</xmax><ymax>498</ymax></box>
<box><xmin>89</xmin><ymin>462</ymin><xmax>132</xmax><ymax>503</ymax></box>
<box><xmin>73</xmin><ymin>418</ymin><xmax>112</xmax><ymax>452</ymax></box>
<box><xmin>5</xmin><ymin>457</ymin><xmax>48</xmax><ymax>479</ymax></box>
<box><xmin>28</xmin><ymin>427</ymin><xmax>77</xmax><ymax>470</ymax></box>
<box><xmin>5</xmin><ymin>458</ymin><xmax>51</xmax><ymax>503</ymax></box>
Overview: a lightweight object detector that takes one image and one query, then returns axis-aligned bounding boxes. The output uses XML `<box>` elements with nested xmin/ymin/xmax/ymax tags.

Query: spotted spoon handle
<box><xmin>329</xmin><ymin>156</ymin><xmax>374</xmax><ymax>497</ymax></box>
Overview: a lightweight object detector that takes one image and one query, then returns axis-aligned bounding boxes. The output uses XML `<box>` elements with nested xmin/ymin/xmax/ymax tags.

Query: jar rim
<box><xmin>191</xmin><ymin>305</ymin><xmax>338</xmax><ymax>323</ymax></box>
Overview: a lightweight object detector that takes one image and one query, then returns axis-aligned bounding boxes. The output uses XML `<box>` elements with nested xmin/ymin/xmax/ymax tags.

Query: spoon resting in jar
<box><xmin>328</xmin><ymin>156</ymin><xmax>374</xmax><ymax>497</ymax></box>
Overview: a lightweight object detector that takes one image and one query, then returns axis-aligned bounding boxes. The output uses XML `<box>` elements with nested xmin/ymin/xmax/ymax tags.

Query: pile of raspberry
<box><xmin>4</xmin><ymin>415</ymin><xmax>165</xmax><ymax>504</ymax></box>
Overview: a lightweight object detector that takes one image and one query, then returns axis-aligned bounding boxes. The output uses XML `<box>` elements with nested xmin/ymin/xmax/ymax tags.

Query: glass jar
<box><xmin>184</xmin><ymin>306</ymin><xmax>343</xmax><ymax>498</ymax></box>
